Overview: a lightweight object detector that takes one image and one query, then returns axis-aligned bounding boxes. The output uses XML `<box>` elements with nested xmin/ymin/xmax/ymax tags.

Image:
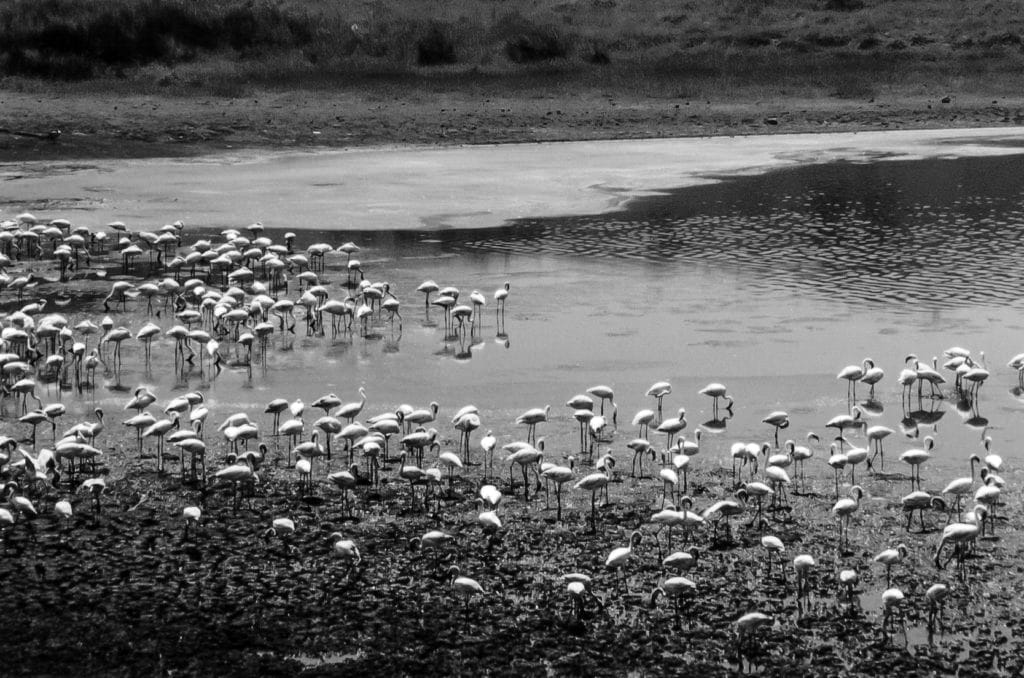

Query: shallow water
<box><xmin>6</xmin><ymin>133</ymin><xmax>1024</xmax><ymax>482</ymax></box>
<box><xmin>2</xmin><ymin>129</ymin><xmax>1023</xmax><ymax>665</ymax></box>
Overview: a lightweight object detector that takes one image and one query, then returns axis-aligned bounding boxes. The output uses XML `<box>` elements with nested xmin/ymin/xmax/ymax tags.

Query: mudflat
<box><xmin>1</xmin><ymin>84</ymin><xmax>1022</xmax><ymax>162</ymax></box>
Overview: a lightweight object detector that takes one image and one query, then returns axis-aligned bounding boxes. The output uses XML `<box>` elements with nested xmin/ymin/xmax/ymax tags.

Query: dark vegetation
<box><xmin>1</xmin><ymin>0</ymin><xmax>1023</xmax><ymax>93</ymax></box>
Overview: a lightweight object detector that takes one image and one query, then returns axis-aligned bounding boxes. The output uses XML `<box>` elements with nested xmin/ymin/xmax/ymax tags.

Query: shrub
<box><xmin>3</xmin><ymin>47</ymin><xmax>94</xmax><ymax>79</ymax></box>
<box><xmin>0</xmin><ymin>0</ymin><xmax>317</xmax><ymax>77</ymax></box>
<box><xmin>824</xmin><ymin>0</ymin><xmax>864</xmax><ymax>10</ymax></box>
<box><xmin>417</xmin><ymin>23</ymin><xmax>458</xmax><ymax>66</ymax></box>
<box><xmin>495</xmin><ymin>13</ymin><xmax>571</xmax><ymax>63</ymax></box>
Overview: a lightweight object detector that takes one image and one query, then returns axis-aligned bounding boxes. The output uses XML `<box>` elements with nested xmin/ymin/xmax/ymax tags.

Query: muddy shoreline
<box><xmin>1</xmin><ymin>88</ymin><xmax>1023</xmax><ymax>162</ymax></box>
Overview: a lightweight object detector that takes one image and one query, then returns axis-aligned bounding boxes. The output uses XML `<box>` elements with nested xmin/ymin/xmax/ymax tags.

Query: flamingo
<box><xmin>974</xmin><ymin>472</ymin><xmax>1001</xmax><ymax>535</ymax></box>
<box><xmin>135</xmin><ymin>322</ymin><xmax>161</xmax><ymax>363</ymax></box>
<box><xmin>586</xmin><ymin>385</ymin><xmax>617</xmax><ymax>426</ymax></box>
<box><xmin>480</xmin><ymin>430</ymin><xmax>497</xmax><ymax>478</ymax></box>
<box><xmin>926</xmin><ymin>583</ymin><xmax>949</xmax><ymax>629</ymax></box>
<box><xmin>452</xmin><ymin>410</ymin><xmax>480</xmax><ymax>463</ymax></box>
<box><xmin>505</xmin><ymin>443</ymin><xmax>543</xmax><ymax>501</ymax></box>
<box><xmin>825</xmin><ymin>406</ymin><xmax>863</xmax><ymax>449</ymax></box>
<box><xmin>908</xmin><ymin>354</ymin><xmax>946</xmax><ymax>399</ymax></box>
<box><xmin>631</xmin><ymin>409</ymin><xmax>655</xmax><ymax>439</ymax></box>
<box><xmin>448</xmin><ymin>565</ymin><xmax>484</xmax><ymax>608</ymax></box>
<box><xmin>437</xmin><ymin>450</ymin><xmax>464</xmax><ymax>490</ymax></box>
<box><xmin>786</xmin><ymin>432</ymin><xmax>817</xmax><ymax>490</ymax></box>
<box><xmin>606</xmin><ymin>530</ymin><xmax>642</xmax><ymax>589</ymax></box>
<box><xmin>761</xmin><ymin>535</ymin><xmax>785</xmax><ymax>579</ymax></box>
<box><xmin>729</xmin><ymin>442</ymin><xmax>758</xmax><ymax>486</ymax></box>
<box><xmin>330</xmin><ymin>532</ymin><xmax>362</xmax><ymax>580</ymax></box>
<box><xmin>1008</xmin><ymin>352</ymin><xmax>1024</xmax><ymax>388</ymax></box>
<box><xmin>900</xmin><ymin>436</ymin><xmax>935</xmax><ymax>490</ymax></box>
<box><xmin>478</xmin><ymin>484</ymin><xmax>502</xmax><ymax>510</ymax></box>
<box><xmin>827</xmin><ymin>443</ymin><xmax>848</xmax><ymax>499</ymax></box>
<box><xmin>860</xmin><ymin>359</ymin><xmax>884</xmax><ymax>396</ymax></box>
<box><xmin>494</xmin><ymin>281</ymin><xmax>510</xmax><ymax>320</ymax></box>
<box><xmin>656</xmin><ymin>407</ymin><xmax>687</xmax><ymax>449</ymax></box>
<box><xmin>650</xmin><ymin>505</ymin><xmax>686</xmax><ymax>555</ymax></box>
<box><xmin>832</xmin><ymin>485</ymin><xmax>864</xmax><ymax>547</ymax></box>
<box><xmin>865</xmin><ymin>425</ymin><xmax>894</xmax><ymax>471</ymax></box>
<box><xmin>408</xmin><ymin>530</ymin><xmax>453</xmax><ymax>566</ymax></box>
<box><xmin>312</xmin><ymin>393</ymin><xmax>342</xmax><ymax>416</ymax></box>
<box><xmin>540</xmin><ymin>460</ymin><xmax>574</xmax><ymax>522</ymax></box>
<box><xmin>214</xmin><ymin>459</ymin><xmax>259</xmax><ymax>514</ymax></box>
<box><xmin>335</xmin><ymin>387</ymin><xmax>367</xmax><ymax>424</ymax></box>
<box><xmin>54</xmin><ymin>499</ymin><xmax>73</xmax><ymax>535</ymax></box>
<box><xmin>881</xmin><ymin>588</ymin><xmax>906</xmax><ymax>632</ymax></box>
<box><xmin>627</xmin><ymin>438</ymin><xmax>654</xmax><ymax>478</ymax></box>
<box><xmin>516</xmin><ymin>405</ymin><xmax>549</xmax><ymax>445</ymax></box>
<box><xmin>571</xmin><ymin>409</ymin><xmax>594</xmax><ymax>454</ymax></box>
<box><xmin>736</xmin><ymin>612</ymin><xmax>774</xmax><ymax>654</ymax></box>
<box><xmin>762</xmin><ymin>411</ymin><xmax>789</xmax><ymax>447</ymax></box>
<box><xmin>645</xmin><ymin>381</ymin><xmax>672</xmax><ymax>423</ymax></box>
<box><xmin>935</xmin><ymin>511</ymin><xmax>983</xmax><ymax>572</ymax></box>
<box><xmin>699</xmin><ymin>382</ymin><xmax>734</xmax><ymax>416</ymax></box>
<box><xmin>981</xmin><ymin>436</ymin><xmax>1002</xmax><ymax>473</ymax></box>
<box><xmin>837</xmin><ymin>359</ymin><xmax>869</xmax><ymax>400</ymax></box>
<box><xmin>143</xmin><ymin>414</ymin><xmax>179</xmax><ymax>473</ymax></box>
<box><xmin>575</xmin><ymin>464</ymin><xmax>612</xmax><ymax>530</ymax></box>
<box><xmin>663</xmin><ymin>549</ymin><xmax>700</xmax><ymax>576</ymax></box>
<box><xmin>743</xmin><ymin>481</ymin><xmax>772</xmax><ymax>528</ymax></box>
<box><xmin>565</xmin><ymin>574</ymin><xmax>599</xmax><ymax>620</ymax></box>
<box><xmin>793</xmin><ymin>554</ymin><xmax>815</xmax><ymax>600</ymax></box>
<box><xmin>182</xmin><ymin>506</ymin><xmax>201</xmax><ymax>540</ymax></box>
<box><xmin>702</xmin><ymin>490</ymin><xmax>747</xmax><ymax>541</ymax></box>
<box><xmin>649</xmin><ymin>576</ymin><xmax>696</xmax><ymax>623</ymax></box>
<box><xmin>873</xmin><ymin>543</ymin><xmax>909</xmax><ymax>586</ymax></box>
<box><xmin>900</xmin><ymin>491</ymin><xmax>946</xmax><ymax>531</ymax></box>
<box><xmin>398</xmin><ymin>452</ymin><xmax>427</xmax><ymax>509</ymax></box>
<box><xmin>941</xmin><ymin>454</ymin><xmax>981</xmax><ymax>521</ymax></box>
<box><xmin>843</xmin><ymin>442</ymin><xmax>869</xmax><ymax>485</ymax></box>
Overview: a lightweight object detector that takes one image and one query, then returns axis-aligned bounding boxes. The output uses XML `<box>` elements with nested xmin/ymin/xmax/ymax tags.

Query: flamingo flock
<box><xmin>0</xmin><ymin>214</ymin><xmax>1017</xmax><ymax>668</ymax></box>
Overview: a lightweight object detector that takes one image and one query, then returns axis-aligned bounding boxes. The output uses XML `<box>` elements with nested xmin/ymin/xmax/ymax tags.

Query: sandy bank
<box><xmin>2</xmin><ymin>126</ymin><xmax>1024</xmax><ymax>231</ymax></box>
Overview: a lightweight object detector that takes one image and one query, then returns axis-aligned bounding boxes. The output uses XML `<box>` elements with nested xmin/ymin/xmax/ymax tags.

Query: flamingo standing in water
<box><xmin>699</xmin><ymin>382</ymin><xmax>734</xmax><ymax>416</ymax></box>
<box><xmin>646</xmin><ymin>381</ymin><xmax>672</xmax><ymax>423</ymax></box>
<box><xmin>516</xmin><ymin>405</ymin><xmax>549</xmax><ymax>445</ymax></box>
<box><xmin>494</xmin><ymin>281</ymin><xmax>510</xmax><ymax>320</ymax></box>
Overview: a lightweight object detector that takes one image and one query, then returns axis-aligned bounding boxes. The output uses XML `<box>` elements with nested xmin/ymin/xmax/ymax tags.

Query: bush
<box><xmin>0</xmin><ymin>0</ymin><xmax>317</xmax><ymax>77</ymax></box>
<box><xmin>495</xmin><ymin>13</ymin><xmax>571</xmax><ymax>63</ymax></box>
<box><xmin>824</xmin><ymin>0</ymin><xmax>864</xmax><ymax>10</ymax></box>
<box><xmin>3</xmin><ymin>48</ymin><xmax>94</xmax><ymax>79</ymax></box>
<box><xmin>417</xmin><ymin>23</ymin><xmax>458</xmax><ymax>66</ymax></box>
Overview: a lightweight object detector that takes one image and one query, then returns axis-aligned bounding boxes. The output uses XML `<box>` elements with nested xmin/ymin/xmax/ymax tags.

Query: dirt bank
<box><xmin>1</xmin><ymin>85</ymin><xmax>1022</xmax><ymax>162</ymax></box>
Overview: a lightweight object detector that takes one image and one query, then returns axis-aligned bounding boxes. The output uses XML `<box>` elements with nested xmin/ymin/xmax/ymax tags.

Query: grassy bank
<box><xmin>3</xmin><ymin>0</ymin><xmax>1024</xmax><ymax>89</ymax></box>
<box><xmin>1</xmin><ymin>0</ymin><xmax>1023</xmax><ymax>161</ymax></box>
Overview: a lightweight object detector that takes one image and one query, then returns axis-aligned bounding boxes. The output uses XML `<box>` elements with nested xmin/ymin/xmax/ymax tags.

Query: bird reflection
<box><xmin>964</xmin><ymin>413</ymin><xmax>989</xmax><ymax>433</ymax></box>
<box><xmin>702</xmin><ymin>414</ymin><xmax>732</xmax><ymax>434</ymax></box>
<box><xmin>384</xmin><ymin>329</ymin><xmax>402</xmax><ymax>354</ymax></box>
<box><xmin>858</xmin><ymin>398</ymin><xmax>884</xmax><ymax>417</ymax></box>
<box><xmin>906</xmin><ymin>401</ymin><xmax>945</xmax><ymax>431</ymax></box>
<box><xmin>495</xmin><ymin>330</ymin><xmax>510</xmax><ymax>349</ymax></box>
<box><xmin>455</xmin><ymin>334</ymin><xmax>474</xmax><ymax>361</ymax></box>
<box><xmin>420</xmin><ymin>307</ymin><xmax>438</xmax><ymax>329</ymax></box>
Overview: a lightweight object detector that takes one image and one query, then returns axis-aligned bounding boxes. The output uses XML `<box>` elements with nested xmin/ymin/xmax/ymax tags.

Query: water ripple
<box><xmin>452</xmin><ymin>153</ymin><xmax>1024</xmax><ymax>309</ymax></box>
